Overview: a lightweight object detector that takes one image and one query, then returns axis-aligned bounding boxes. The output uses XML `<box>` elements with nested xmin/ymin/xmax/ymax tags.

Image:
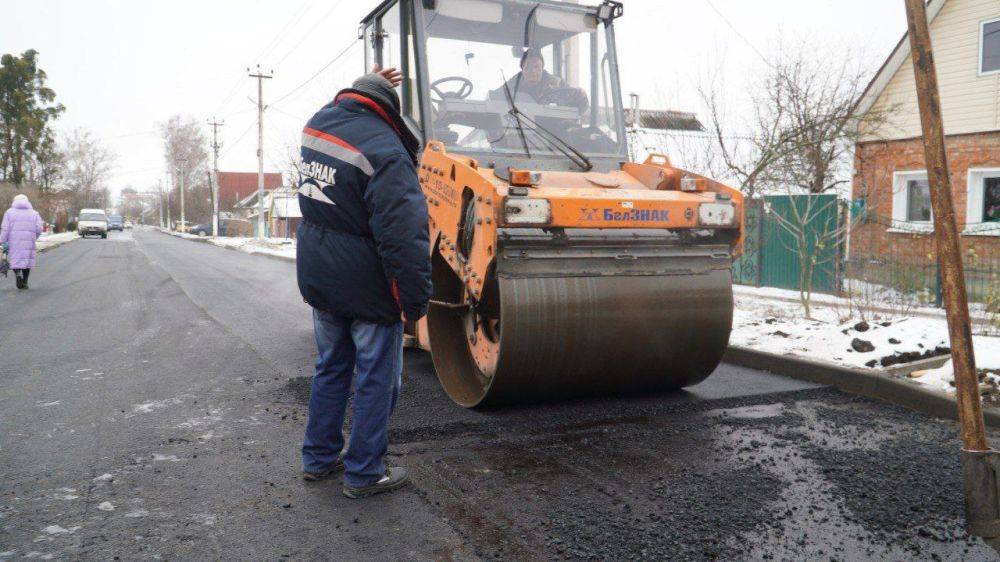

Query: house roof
<box><xmin>853</xmin><ymin>0</ymin><xmax>949</xmax><ymax>117</ymax></box>
<box><xmin>239</xmin><ymin>187</ymin><xmax>302</xmax><ymax>218</ymax></box>
<box><xmin>217</xmin><ymin>171</ymin><xmax>283</xmax><ymax>204</ymax></box>
<box><xmin>625</xmin><ymin>109</ymin><xmax>704</xmax><ymax>132</ymax></box>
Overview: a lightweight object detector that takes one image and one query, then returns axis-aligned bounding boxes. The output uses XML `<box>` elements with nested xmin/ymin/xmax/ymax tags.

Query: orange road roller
<box><xmin>361</xmin><ymin>0</ymin><xmax>743</xmax><ymax>406</ymax></box>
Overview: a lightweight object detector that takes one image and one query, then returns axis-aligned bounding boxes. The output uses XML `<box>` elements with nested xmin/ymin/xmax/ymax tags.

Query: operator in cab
<box><xmin>490</xmin><ymin>48</ymin><xmax>588</xmax><ymax>113</ymax></box>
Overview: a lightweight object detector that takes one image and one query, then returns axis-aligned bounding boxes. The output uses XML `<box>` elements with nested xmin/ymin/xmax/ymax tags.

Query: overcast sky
<box><xmin>3</xmin><ymin>0</ymin><xmax>907</xmax><ymax>200</ymax></box>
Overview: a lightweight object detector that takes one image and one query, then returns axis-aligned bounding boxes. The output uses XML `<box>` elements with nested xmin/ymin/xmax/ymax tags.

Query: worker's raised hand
<box><xmin>371</xmin><ymin>65</ymin><xmax>403</xmax><ymax>88</ymax></box>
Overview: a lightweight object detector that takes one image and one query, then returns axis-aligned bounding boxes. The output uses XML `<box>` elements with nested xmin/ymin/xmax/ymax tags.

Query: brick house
<box><xmin>217</xmin><ymin>171</ymin><xmax>283</xmax><ymax>210</ymax></box>
<box><xmin>852</xmin><ymin>0</ymin><xmax>1000</xmax><ymax>268</ymax></box>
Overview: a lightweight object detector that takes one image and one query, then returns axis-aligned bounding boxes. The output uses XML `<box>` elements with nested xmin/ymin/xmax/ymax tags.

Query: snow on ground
<box><xmin>206</xmin><ymin>236</ymin><xmax>296</xmax><ymax>260</ymax></box>
<box><xmin>35</xmin><ymin>231</ymin><xmax>79</xmax><ymax>251</ymax></box>
<box><xmin>733</xmin><ymin>287</ymin><xmax>1000</xmax><ymax>401</ymax></box>
<box><xmin>158</xmin><ymin>228</ymin><xmax>296</xmax><ymax>260</ymax></box>
<box><xmin>732</xmin><ymin>295</ymin><xmax>954</xmax><ymax>370</ymax></box>
<box><xmin>914</xmin><ymin>338</ymin><xmax>1000</xmax><ymax>402</ymax></box>
<box><xmin>734</xmin><ymin>283</ymin><xmax>994</xmax><ymax>323</ymax></box>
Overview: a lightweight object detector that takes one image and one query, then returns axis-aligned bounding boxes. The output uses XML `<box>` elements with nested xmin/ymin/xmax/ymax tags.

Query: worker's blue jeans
<box><xmin>302</xmin><ymin>309</ymin><xmax>403</xmax><ymax>488</ymax></box>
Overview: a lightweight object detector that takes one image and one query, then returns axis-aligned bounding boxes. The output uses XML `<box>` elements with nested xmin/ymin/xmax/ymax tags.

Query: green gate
<box><xmin>733</xmin><ymin>194</ymin><xmax>841</xmax><ymax>295</ymax></box>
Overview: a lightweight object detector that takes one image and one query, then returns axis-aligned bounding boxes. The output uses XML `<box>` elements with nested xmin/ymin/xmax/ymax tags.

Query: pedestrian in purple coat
<box><xmin>0</xmin><ymin>194</ymin><xmax>44</xmax><ymax>290</ymax></box>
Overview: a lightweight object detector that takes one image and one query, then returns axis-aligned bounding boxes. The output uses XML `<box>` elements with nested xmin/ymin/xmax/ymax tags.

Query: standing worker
<box><xmin>0</xmin><ymin>194</ymin><xmax>45</xmax><ymax>290</ymax></box>
<box><xmin>295</xmin><ymin>67</ymin><xmax>431</xmax><ymax>498</ymax></box>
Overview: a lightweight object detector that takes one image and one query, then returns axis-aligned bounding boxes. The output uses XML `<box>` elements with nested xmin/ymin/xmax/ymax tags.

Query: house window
<box><xmin>981</xmin><ymin>18</ymin><xmax>1000</xmax><ymax>74</ymax></box>
<box><xmin>892</xmin><ymin>171</ymin><xmax>932</xmax><ymax>226</ymax></box>
<box><xmin>985</xmin><ymin>177</ymin><xmax>1000</xmax><ymax>222</ymax></box>
<box><xmin>906</xmin><ymin>179</ymin><xmax>932</xmax><ymax>221</ymax></box>
<box><xmin>966</xmin><ymin>169</ymin><xmax>1000</xmax><ymax>232</ymax></box>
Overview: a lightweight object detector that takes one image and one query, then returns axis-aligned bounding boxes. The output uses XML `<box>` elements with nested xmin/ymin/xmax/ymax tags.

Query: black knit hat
<box><xmin>351</xmin><ymin>73</ymin><xmax>401</xmax><ymax>113</ymax></box>
<box><xmin>520</xmin><ymin>48</ymin><xmax>544</xmax><ymax>68</ymax></box>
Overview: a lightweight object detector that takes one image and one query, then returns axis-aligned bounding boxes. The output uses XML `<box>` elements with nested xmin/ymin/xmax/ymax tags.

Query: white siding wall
<box><xmin>861</xmin><ymin>0</ymin><xmax>1000</xmax><ymax>141</ymax></box>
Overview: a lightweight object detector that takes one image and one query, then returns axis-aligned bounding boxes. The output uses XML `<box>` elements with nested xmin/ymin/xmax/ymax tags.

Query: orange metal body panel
<box><xmin>417</xmin><ymin>143</ymin><xmax>744</xmax><ymax>305</ymax></box>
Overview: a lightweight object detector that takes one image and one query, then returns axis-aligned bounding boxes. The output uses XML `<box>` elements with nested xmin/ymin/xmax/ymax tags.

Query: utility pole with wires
<box><xmin>176</xmin><ymin>159</ymin><xmax>188</xmax><ymax>233</ymax></box>
<box><xmin>165</xmin><ymin>170</ymin><xmax>172</xmax><ymax>230</ymax></box>
<box><xmin>903</xmin><ymin>0</ymin><xmax>997</xmax><ymax>552</ymax></box>
<box><xmin>207</xmin><ymin>118</ymin><xmax>224</xmax><ymax>237</ymax></box>
<box><xmin>157</xmin><ymin>181</ymin><xmax>164</xmax><ymax>228</ymax></box>
<box><xmin>248</xmin><ymin>65</ymin><xmax>273</xmax><ymax>240</ymax></box>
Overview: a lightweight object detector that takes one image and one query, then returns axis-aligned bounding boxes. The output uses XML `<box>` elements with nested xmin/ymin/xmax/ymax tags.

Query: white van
<box><xmin>78</xmin><ymin>209</ymin><xmax>109</xmax><ymax>239</ymax></box>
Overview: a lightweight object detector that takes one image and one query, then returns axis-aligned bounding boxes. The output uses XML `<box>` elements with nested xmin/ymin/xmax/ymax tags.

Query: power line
<box><xmin>271</xmin><ymin>40</ymin><xmax>360</xmax><ymax>106</ymax></box>
<box><xmin>253</xmin><ymin>0</ymin><xmax>320</xmax><ymax>64</ymax></box>
<box><xmin>213</xmin><ymin>0</ymin><xmax>315</xmax><ymax>118</ymax></box>
<box><xmin>273</xmin><ymin>0</ymin><xmax>347</xmax><ymax>68</ymax></box>
<box><xmin>219</xmin><ymin>121</ymin><xmax>256</xmax><ymax>158</ymax></box>
<box><xmin>704</xmin><ymin>0</ymin><xmax>768</xmax><ymax>63</ymax></box>
<box><xmin>268</xmin><ymin>104</ymin><xmax>306</xmax><ymax>122</ymax></box>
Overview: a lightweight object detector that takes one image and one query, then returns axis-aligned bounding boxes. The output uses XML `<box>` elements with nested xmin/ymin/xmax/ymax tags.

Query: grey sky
<box><xmin>2</xmin><ymin>0</ymin><xmax>907</xmax><ymax>199</ymax></box>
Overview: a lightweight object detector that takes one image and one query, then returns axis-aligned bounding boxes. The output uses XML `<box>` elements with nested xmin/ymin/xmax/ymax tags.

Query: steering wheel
<box><xmin>430</xmin><ymin>76</ymin><xmax>474</xmax><ymax>102</ymax></box>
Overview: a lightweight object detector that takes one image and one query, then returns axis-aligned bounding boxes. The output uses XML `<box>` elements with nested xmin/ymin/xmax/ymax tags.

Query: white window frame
<box><xmin>979</xmin><ymin>17</ymin><xmax>1000</xmax><ymax>77</ymax></box>
<box><xmin>964</xmin><ymin>167</ymin><xmax>1000</xmax><ymax>236</ymax></box>
<box><xmin>889</xmin><ymin>170</ymin><xmax>934</xmax><ymax>232</ymax></box>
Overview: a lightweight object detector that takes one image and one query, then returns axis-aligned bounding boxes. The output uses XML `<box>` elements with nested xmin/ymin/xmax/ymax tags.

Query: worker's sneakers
<box><xmin>302</xmin><ymin>457</ymin><xmax>345</xmax><ymax>482</ymax></box>
<box><xmin>342</xmin><ymin>467</ymin><xmax>409</xmax><ymax>499</ymax></box>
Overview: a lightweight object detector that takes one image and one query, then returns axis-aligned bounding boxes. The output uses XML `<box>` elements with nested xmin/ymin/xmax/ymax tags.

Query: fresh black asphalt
<box><xmin>0</xmin><ymin>229</ymin><xmax>995</xmax><ymax>560</ymax></box>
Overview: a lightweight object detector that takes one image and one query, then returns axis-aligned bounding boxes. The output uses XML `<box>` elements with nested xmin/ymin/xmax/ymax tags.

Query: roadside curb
<box><xmin>37</xmin><ymin>236</ymin><xmax>80</xmax><ymax>254</ymax></box>
<box><xmin>155</xmin><ymin>228</ymin><xmax>296</xmax><ymax>265</ymax></box>
<box><xmin>723</xmin><ymin>345</ymin><xmax>1000</xmax><ymax>427</ymax></box>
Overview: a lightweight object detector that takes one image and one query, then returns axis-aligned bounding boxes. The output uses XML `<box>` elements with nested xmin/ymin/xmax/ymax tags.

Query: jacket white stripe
<box><xmin>297</xmin><ymin>181</ymin><xmax>336</xmax><ymax>206</ymax></box>
<box><xmin>301</xmin><ymin>133</ymin><xmax>374</xmax><ymax>176</ymax></box>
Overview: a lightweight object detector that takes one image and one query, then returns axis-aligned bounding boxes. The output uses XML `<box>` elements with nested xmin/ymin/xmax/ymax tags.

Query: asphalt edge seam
<box><xmin>724</xmin><ymin>345</ymin><xmax>1000</xmax><ymax>427</ymax></box>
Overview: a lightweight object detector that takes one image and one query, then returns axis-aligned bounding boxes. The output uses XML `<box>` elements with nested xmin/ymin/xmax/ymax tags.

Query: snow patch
<box><xmin>177</xmin><ymin>409</ymin><xmax>224</xmax><ymax>429</ymax></box>
<box><xmin>41</xmin><ymin>525</ymin><xmax>76</xmax><ymax>535</ymax></box>
<box><xmin>131</xmin><ymin>394</ymin><xmax>192</xmax><ymax>414</ymax></box>
<box><xmin>192</xmin><ymin>513</ymin><xmax>217</xmax><ymax>526</ymax></box>
<box><xmin>152</xmin><ymin>453</ymin><xmax>180</xmax><ymax>462</ymax></box>
<box><xmin>914</xmin><ymin>338</ymin><xmax>1000</xmax><ymax>394</ymax></box>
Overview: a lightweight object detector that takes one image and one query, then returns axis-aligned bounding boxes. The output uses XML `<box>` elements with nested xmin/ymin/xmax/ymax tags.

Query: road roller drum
<box><xmin>427</xmin><ymin>229</ymin><xmax>734</xmax><ymax>407</ymax></box>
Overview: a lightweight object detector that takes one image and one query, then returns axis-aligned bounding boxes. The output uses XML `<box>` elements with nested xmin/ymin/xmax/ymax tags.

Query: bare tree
<box><xmin>159</xmin><ymin>115</ymin><xmax>210</xmax><ymax>226</ymax></box>
<box><xmin>62</xmin><ymin>127</ymin><xmax>116</xmax><ymax>210</ymax></box>
<box><xmin>697</xmin><ymin>69</ymin><xmax>798</xmax><ymax>198</ymax></box>
<box><xmin>700</xmin><ymin>40</ymin><xmax>896</xmax><ymax>318</ymax></box>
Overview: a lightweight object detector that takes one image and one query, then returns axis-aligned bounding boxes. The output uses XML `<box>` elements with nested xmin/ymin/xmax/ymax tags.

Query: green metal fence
<box><xmin>847</xmin><ymin>214</ymin><xmax>1000</xmax><ymax>307</ymax></box>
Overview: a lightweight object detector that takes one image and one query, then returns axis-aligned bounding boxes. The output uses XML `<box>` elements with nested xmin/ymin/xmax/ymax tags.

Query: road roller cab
<box><xmin>361</xmin><ymin>0</ymin><xmax>743</xmax><ymax>407</ymax></box>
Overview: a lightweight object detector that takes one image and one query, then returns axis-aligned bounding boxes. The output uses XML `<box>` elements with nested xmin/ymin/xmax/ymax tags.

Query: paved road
<box><xmin>0</xmin><ymin>228</ymin><xmax>995</xmax><ymax>560</ymax></box>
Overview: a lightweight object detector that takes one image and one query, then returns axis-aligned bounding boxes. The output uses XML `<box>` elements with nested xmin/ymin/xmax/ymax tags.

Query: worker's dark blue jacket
<box><xmin>296</xmin><ymin>91</ymin><xmax>430</xmax><ymax>324</ymax></box>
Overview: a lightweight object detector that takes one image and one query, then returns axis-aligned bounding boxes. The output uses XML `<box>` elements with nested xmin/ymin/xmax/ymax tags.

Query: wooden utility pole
<box><xmin>248</xmin><ymin>65</ymin><xmax>272</xmax><ymax>240</ymax></box>
<box><xmin>903</xmin><ymin>0</ymin><xmax>986</xmax><ymax>452</ymax></box>
<box><xmin>208</xmin><ymin>118</ymin><xmax>224</xmax><ymax>237</ymax></box>
<box><xmin>904</xmin><ymin>0</ymin><xmax>997</xmax><ymax>551</ymax></box>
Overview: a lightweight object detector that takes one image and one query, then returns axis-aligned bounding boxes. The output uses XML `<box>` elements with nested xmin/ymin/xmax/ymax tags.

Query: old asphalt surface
<box><xmin>0</xmin><ymin>228</ymin><xmax>997</xmax><ymax>561</ymax></box>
